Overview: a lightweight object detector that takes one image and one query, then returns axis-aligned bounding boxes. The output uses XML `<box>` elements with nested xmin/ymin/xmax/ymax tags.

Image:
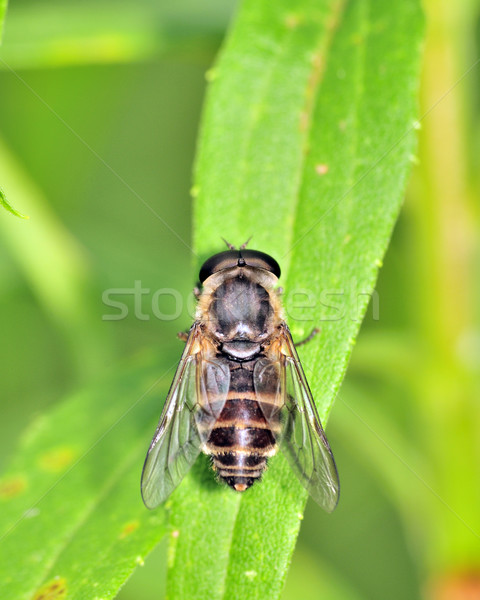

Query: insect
<box><xmin>141</xmin><ymin>244</ymin><xmax>340</xmax><ymax>512</ymax></box>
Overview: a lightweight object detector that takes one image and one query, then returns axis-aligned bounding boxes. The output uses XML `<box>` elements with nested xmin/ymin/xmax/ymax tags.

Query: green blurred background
<box><xmin>1</xmin><ymin>1</ymin><xmax>479</xmax><ymax>598</ymax></box>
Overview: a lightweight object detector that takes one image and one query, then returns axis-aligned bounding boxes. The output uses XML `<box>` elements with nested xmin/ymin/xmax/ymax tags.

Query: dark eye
<box><xmin>199</xmin><ymin>249</ymin><xmax>281</xmax><ymax>282</ymax></box>
<box><xmin>199</xmin><ymin>251</ymin><xmax>241</xmax><ymax>283</ymax></box>
<box><xmin>240</xmin><ymin>250</ymin><xmax>281</xmax><ymax>279</ymax></box>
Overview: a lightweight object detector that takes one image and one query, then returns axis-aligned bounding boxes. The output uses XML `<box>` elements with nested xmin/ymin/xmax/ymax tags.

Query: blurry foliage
<box><xmin>0</xmin><ymin>0</ymin><xmax>479</xmax><ymax>599</ymax></box>
<box><xmin>0</xmin><ymin>186</ymin><xmax>29</xmax><ymax>218</ymax></box>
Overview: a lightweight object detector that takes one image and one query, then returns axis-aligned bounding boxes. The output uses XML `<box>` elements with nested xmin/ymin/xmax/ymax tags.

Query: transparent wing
<box><xmin>141</xmin><ymin>324</ymin><xmax>229</xmax><ymax>508</ymax></box>
<box><xmin>281</xmin><ymin>324</ymin><xmax>339</xmax><ymax>512</ymax></box>
<box><xmin>254</xmin><ymin>325</ymin><xmax>339</xmax><ymax>512</ymax></box>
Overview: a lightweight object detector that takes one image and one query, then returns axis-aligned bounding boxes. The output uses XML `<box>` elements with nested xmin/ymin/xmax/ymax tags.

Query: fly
<box><xmin>141</xmin><ymin>243</ymin><xmax>339</xmax><ymax>512</ymax></box>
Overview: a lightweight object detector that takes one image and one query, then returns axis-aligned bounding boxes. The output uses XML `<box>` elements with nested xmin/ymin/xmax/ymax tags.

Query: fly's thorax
<box><xmin>196</xmin><ymin>267</ymin><xmax>283</xmax><ymax>355</ymax></box>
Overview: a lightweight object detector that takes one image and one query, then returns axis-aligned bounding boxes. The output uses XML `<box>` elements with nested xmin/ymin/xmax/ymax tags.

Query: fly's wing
<box><xmin>280</xmin><ymin>324</ymin><xmax>339</xmax><ymax>512</ymax></box>
<box><xmin>254</xmin><ymin>325</ymin><xmax>339</xmax><ymax>512</ymax></box>
<box><xmin>141</xmin><ymin>324</ymin><xmax>229</xmax><ymax>508</ymax></box>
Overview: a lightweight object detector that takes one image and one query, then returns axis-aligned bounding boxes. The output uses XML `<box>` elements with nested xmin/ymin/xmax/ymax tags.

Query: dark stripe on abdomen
<box><xmin>208</xmin><ymin>425</ymin><xmax>275</xmax><ymax>449</ymax></box>
<box><xmin>205</xmin><ymin>396</ymin><xmax>279</xmax><ymax>492</ymax></box>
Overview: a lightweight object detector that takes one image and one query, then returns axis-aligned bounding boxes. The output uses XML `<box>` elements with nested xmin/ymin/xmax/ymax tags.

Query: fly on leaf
<box><xmin>141</xmin><ymin>244</ymin><xmax>339</xmax><ymax>512</ymax></box>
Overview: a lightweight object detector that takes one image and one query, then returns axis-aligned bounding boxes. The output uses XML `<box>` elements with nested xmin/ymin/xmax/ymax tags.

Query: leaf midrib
<box><xmin>284</xmin><ymin>0</ymin><xmax>348</xmax><ymax>267</ymax></box>
<box><xmin>285</xmin><ymin>0</ymin><xmax>370</xmax><ymax>424</ymax></box>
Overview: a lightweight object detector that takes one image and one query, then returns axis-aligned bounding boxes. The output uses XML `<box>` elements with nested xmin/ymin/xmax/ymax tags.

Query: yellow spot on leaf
<box><xmin>33</xmin><ymin>576</ymin><xmax>67</xmax><ymax>600</ymax></box>
<box><xmin>315</xmin><ymin>164</ymin><xmax>329</xmax><ymax>176</ymax></box>
<box><xmin>119</xmin><ymin>521</ymin><xmax>139</xmax><ymax>539</ymax></box>
<box><xmin>0</xmin><ymin>475</ymin><xmax>27</xmax><ymax>500</ymax></box>
<box><xmin>245</xmin><ymin>570</ymin><xmax>258</xmax><ymax>580</ymax></box>
<box><xmin>38</xmin><ymin>446</ymin><xmax>78</xmax><ymax>473</ymax></box>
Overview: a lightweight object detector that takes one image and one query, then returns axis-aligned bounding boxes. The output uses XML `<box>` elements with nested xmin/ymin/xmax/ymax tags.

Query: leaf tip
<box><xmin>0</xmin><ymin>190</ymin><xmax>29</xmax><ymax>219</ymax></box>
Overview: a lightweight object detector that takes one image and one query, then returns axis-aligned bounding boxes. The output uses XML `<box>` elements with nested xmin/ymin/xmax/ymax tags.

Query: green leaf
<box><xmin>171</xmin><ymin>0</ymin><xmax>424</xmax><ymax>598</ymax></box>
<box><xmin>0</xmin><ymin>355</ymin><xmax>172</xmax><ymax>600</ymax></box>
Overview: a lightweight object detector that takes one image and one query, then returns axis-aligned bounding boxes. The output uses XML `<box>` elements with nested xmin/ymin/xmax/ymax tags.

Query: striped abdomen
<box><xmin>205</xmin><ymin>360</ymin><xmax>280</xmax><ymax>492</ymax></box>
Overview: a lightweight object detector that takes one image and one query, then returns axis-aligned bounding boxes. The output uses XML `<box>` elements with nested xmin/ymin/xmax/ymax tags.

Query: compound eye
<box><xmin>241</xmin><ymin>250</ymin><xmax>281</xmax><ymax>279</ymax></box>
<box><xmin>199</xmin><ymin>251</ymin><xmax>240</xmax><ymax>283</ymax></box>
<box><xmin>199</xmin><ymin>248</ymin><xmax>281</xmax><ymax>282</ymax></box>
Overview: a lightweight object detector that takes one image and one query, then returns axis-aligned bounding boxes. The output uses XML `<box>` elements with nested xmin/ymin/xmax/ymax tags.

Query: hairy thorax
<box><xmin>197</xmin><ymin>267</ymin><xmax>283</xmax><ymax>361</ymax></box>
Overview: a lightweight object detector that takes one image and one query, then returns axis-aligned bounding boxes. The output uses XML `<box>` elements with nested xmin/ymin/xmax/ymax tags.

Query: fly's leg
<box><xmin>295</xmin><ymin>328</ymin><xmax>320</xmax><ymax>347</ymax></box>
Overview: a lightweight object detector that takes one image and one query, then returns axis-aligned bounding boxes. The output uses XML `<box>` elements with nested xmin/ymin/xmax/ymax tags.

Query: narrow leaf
<box><xmin>170</xmin><ymin>0</ymin><xmax>424</xmax><ymax>598</ymax></box>
<box><xmin>0</xmin><ymin>187</ymin><xmax>28</xmax><ymax>219</ymax></box>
